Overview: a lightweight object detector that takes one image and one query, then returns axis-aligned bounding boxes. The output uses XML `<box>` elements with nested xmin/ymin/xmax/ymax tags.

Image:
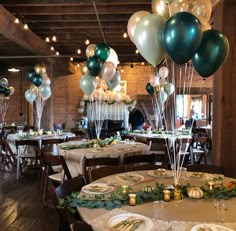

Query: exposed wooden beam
<box><xmin>0</xmin><ymin>5</ymin><xmax>71</xmax><ymax>75</ymax></box>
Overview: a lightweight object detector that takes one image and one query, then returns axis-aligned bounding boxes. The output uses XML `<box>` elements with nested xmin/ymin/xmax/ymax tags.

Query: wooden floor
<box><xmin>0</xmin><ymin>169</ymin><xmax>59</xmax><ymax>231</ymax></box>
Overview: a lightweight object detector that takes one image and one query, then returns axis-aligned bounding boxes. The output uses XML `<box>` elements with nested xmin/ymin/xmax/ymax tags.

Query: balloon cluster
<box><xmin>25</xmin><ymin>63</ymin><xmax>51</xmax><ymax>103</ymax></box>
<box><xmin>80</xmin><ymin>43</ymin><xmax>121</xmax><ymax>96</ymax></box>
<box><xmin>0</xmin><ymin>78</ymin><xmax>15</xmax><ymax>97</ymax></box>
<box><xmin>127</xmin><ymin>0</ymin><xmax>229</xmax><ymax>78</ymax></box>
<box><xmin>146</xmin><ymin>66</ymin><xmax>174</xmax><ymax>104</ymax></box>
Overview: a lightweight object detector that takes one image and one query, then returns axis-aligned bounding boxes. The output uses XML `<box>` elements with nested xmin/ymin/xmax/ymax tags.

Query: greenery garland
<box><xmin>57</xmin><ymin>178</ymin><xmax>236</xmax><ymax>213</ymax></box>
<box><xmin>59</xmin><ymin>136</ymin><xmax>117</xmax><ymax>150</ymax></box>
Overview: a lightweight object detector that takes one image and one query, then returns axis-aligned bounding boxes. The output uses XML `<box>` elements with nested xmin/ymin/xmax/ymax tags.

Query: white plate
<box><xmin>147</xmin><ymin>169</ymin><xmax>173</xmax><ymax>178</ymax></box>
<box><xmin>117</xmin><ymin>173</ymin><xmax>144</xmax><ymax>183</ymax></box>
<box><xmin>191</xmin><ymin>224</ymin><xmax>234</xmax><ymax>231</ymax></box>
<box><xmin>81</xmin><ymin>183</ymin><xmax>114</xmax><ymax>195</ymax></box>
<box><xmin>186</xmin><ymin>172</ymin><xmax>213</xmax><ymax>180</ymax></box>
<box><xmin>108</xmin><ymin>213</ymin><xmax>153</xmax><ymax>231</ymax></box>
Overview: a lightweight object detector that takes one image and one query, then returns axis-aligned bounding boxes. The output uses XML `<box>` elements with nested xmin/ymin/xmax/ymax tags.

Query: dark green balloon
<box><xmin>192</xmin><ymin>30</ymin><xmax>229</xmax><ymax>78</ymax></box>
<box><xmin>32</xmin><ymin>74</ymin><xmax>43</xmax><ymax>87</ymax></box>
<box><xmin>163</xmin><ymin>12</ymin><xmax>202</xmax><ymax>65</ymax></box>
<box><xmin>146</xmin><ymin>83</ymin><xmax>154</xmax><ymax>95</ymax></box>
<box><xmin>4</xmin><ymin>87</ymin><xmax>10</xmax><ymax>97</ymax></box>
<box><xmin>87</xmin><ymin>55</ymin><xmax>103</xmax><ymax>76</ymax></box>
<box><xmin>0</xmin><ymin>86</ymin><xmax>5</xmax><ymax>94</ymax></box>
<box><xmin>95</xmin><ymin>43</ymin><xmax>110</xmax><ymax>61</ymax></box>
<box><xmin>27</xmin><ymin>69</ymin><xmax>36</xmax><ymax>81</ymax></box>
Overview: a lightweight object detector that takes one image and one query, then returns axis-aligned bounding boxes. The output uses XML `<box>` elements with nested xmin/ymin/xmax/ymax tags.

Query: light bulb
<box><xmin>45</xmin><ymin>37</ymin><xmax>50</xmax><ymax>42</ymax></box>
<box><xmin>123</xmin><ymin>32</ymin><xmax>127</xmax><ymax>38</ymax></box>
<box><xmin>70</xmin><ymin>57</ymin><xmax>74</xmax><ymax>61</ymax></box>
<box><xmin>141</xmin><ymin>62</ymin><xmax>145</xmax><ymax>65</ymax></box>
<box><xmin>56</xmin><ymin>51</ymin><xmax>59</xmax><ymax>56</ymax></box>
<box><xmin>135</xmin><ymin>49</ymin><xmax>139</xmax><ymax>54</ymax></box>
<box><xmin>23</xmin><ymin>24</ymin><xmax>28</xmax><ymax>30</ymax></box>
<box><xmin>14</xmin><ymin>18</ymin><xmax>19</xmax><ymax>24</ymax></box>
<box><xmin>85</xmin><ymin>39</ymin><xmax>90</xmax><ymax>45</ymax></box>
<box><xmin>52</xmin><ymin>35</ymin><xmax>57</xmax><ymax>42</ymax></box>
<box><xmin>50</xmin><ymin>46</ymin><xmax>54</xmax><ymax>51</ymax></box>
<box><xmin>77</xmin><ymin>49</ymin><xmax>81</xmax><ymax>54</ymax></box>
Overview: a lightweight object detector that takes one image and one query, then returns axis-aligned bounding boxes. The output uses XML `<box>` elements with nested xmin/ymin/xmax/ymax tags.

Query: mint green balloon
<box><xmin>80</xmin><ymin>73</ymin><xmax>97</xmax><ymax>96</ymax></box>
<box><xmin>134</xmin><ymin>14</ymin><xmax>167</xmax><ymax>66</ymax></box>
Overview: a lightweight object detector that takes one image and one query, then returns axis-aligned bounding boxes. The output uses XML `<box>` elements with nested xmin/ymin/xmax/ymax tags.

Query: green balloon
<box><xmin>87</xmin><ymin>55</ymin><xmax>103</xmax><ymax>76</ymax></box>
<box><xmin>95</xmin><ymin>43</ymin><xmax>110</xmax><ymax>61</ymax></box>
<box><xmin>27</xmin><ymin>69</ymin><xmax>36</xmax><ymax>81</ymax></box>
<box><xmin>134</xmin><ymin>14</ymin><xmax>167</xmax><ymax>66</ymax></box>
<box><xmin>32</xmin><ymin>74</ymin><xmax>42</xmax><ymax>87</ymax></box>
<box><xmin>146</xmin><ymin>83</ymin><xmax>155</xmax><ymax>95</ymax></box>
<box><xmin>163</xmin><ymin>12</ymin><xmax>202</xmax><ymax>65</ymax></box>
<box><xmin>192</xmin><ymin>30</ymin><xmax>229</xmax><ymax>78</ymax></box>
<box><xmin>107</xmin><ymin>71</ymin><xmax>121</xmax><ymax>90</ymax></box>
<box><xmin>80</xmin><ymin>73</ymin><xmax>97</xmax><ymax>96</ymax></box>
<box><xmin>4</xmin><ymin>87</ymin><xmax>10</xmax><ymax>97</ymax></box>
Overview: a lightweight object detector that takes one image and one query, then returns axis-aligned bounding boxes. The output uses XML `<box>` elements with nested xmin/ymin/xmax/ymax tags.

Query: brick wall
<box><xmin>3</xmin><ymin>63</ymin><xmax>213</xmax><ymax>126</ymax></box>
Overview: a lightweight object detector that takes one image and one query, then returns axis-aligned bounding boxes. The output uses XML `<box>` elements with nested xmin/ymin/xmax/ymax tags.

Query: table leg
<box><xmin>16</xmin><ymin>149</ymin><xmax>20</xmax><ymax>180</ymax></box>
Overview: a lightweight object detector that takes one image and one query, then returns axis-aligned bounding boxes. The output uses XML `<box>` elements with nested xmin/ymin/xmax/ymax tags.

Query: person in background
<box><xmin>128</xmin><ymin>104</ymin><xmax>145</xmax><ymax>130</ymax></box>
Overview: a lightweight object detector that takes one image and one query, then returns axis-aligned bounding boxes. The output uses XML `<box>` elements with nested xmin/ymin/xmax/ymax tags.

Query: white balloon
<box><xmin>106</xmin><ymin>48</ymin><xmax>119</xmax><ymax>67</ymax></box>
<box><xmin>149</xmin><ymin>74</ymin><xmax>160</xmax><ymax>87</ymax></box>
<box><xmin>80</xmin><ymin>101</ymin><xmax>85</xmax><ymax>107</ymax></box>
<box><xmin>101</xmin><ymin>61</ymin><xmax>116</xmax><ymax>82</ymax></box>
<box><xmin>159</xmin><ymin>66</ymin><xmax>169</xmax><ymax>78</ymax></box>
<box><xmin>39</xmin><ymin>83</ymin><xmax>51</xmax><ymax>100</ymax></box>
<box><xmin>42</xmin><ymin>75</ymin><xmax>51</xmax><ymax>85</ymax></box>
<box><xmin>164</xmin><ymin>82</ymin><xmax>175</xmax><ymax>96</ymax></box>
<box><xmin>115</xmin><ymin>93</ymin><xmax>121</xmax><ymax>102</ymax></box>
<box><xmin>25</xmin><ymin>89</ymin><xmax>36</xmax><ymax>103</ymax></box>
<box><xmin>78</xmin><ymin>108</ymin><xmax>84</xmax><ymax>114</ymax></box>
<box><xmin>86</xmin><ymin>44</ymin><xmax>96</xmax><ymax>58</ymax></box>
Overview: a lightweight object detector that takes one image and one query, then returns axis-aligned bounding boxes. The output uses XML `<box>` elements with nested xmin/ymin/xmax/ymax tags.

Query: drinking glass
<box><xmin>214</xmin><ymin>202</ymin><xmax>228</xmax><ymax>222</ymax></box>
<box><xmin>153</xmin><ymin>200</ymin><xmax>168</xmax><ymax>220</ymax></box>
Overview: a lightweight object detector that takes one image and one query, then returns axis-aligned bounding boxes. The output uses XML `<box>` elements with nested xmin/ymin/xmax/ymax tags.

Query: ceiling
<box><xmin>0</xmin><ymin>0</ymin><xmax>220</xmax><ymax>73</ymax></box>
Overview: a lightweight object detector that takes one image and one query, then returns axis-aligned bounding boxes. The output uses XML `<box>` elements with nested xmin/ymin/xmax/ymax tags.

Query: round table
<box><xmin>58</xmin><ymin>141</ymin><xmax>149</xmax><ymax>175</ymax></box>
<box><xmin>77</xmin><ymin>170</ymin><xmax>236</xmax><ymax>231</ymax></box>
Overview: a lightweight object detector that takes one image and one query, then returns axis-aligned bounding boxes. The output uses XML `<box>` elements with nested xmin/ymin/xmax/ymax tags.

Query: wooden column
<box><xmin>213</xmin><ymin>0</ymin><xmax>236</xmax><ymax>177</ymax></box>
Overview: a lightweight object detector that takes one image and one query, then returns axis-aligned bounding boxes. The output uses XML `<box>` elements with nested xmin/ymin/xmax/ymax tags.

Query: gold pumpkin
<box><xmin>187</xmin><ymin>186</ymin><xmax>204</xmax><ymax>199</ymax></box>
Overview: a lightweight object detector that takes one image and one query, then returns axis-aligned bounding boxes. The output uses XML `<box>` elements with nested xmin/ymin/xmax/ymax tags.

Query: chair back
<box><xmin>41</xmin><ymin>138</ymin><xmax>65</xmax><ymax>155</ymax></box>
<box><xmin>187</xmin><ymin>164</ymin><xmax>224</xmax><ymax>174</ymax></box>
<box><xmin>55</xmin><ymin>175</ymin><xmax>87</xmax><ymax>199</ymax></box>
<box><xmin>84</xmin><ymin>156</ymin><xmax>120</xmax><ymax>182</ymax></box>
<box><xmin>41</xmin><ymin>151</ymin><xmax>72</xmax><ymax>180</ymax></box>
<box><xmin>123</xmin><ymin>154</ymin><xmax>155</xmax><ymax>171</ymax></box>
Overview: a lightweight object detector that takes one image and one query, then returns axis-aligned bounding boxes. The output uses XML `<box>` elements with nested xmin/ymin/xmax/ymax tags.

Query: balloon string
<box><xmin>93</xmin><ymin>1</ymin><xmax>107</xmax><ymax>44</ymax></box>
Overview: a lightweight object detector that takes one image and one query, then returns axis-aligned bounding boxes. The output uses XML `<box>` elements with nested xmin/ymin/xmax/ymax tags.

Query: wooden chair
<box><xmin>41</xmin><ymin>151</ymin><xmax>77</xmax><ymax>207</ymax></box>
<box><xmin>84</xmin><ymin>156</ymin><xmax>121</xmax><ymax>183</ymax></box>
<box><xmin>15</xmin><ymin>139</ymin><xmax>41</xmax><ymax>167</ymax></box>
<box><xmin>191</xmin><ymin>136</ymin><xmax>209</xmax><ymax>165</ymax></box>
<box><xmin>186</xmin><ymin>164</ymin><xmax>224</xmax><ymax>174</ymax></box>
<box><xmin>0</xmin><ymin>139</ymin><xmax>17</xmax><ymax>172</ymax></box>
<box><xmin>123</xmin><ymin>153</ymin><xmax>155</xmax><ymax>171</ymax></box>
<box><xmin>65</xmin><ymin>136</ymin><xmax>82</xmax><ymax>142</ymax></box>
<box><xmin>41</xmin><ymin>138</ymin><xmax>65</xmax><ymax>155</ymax></box>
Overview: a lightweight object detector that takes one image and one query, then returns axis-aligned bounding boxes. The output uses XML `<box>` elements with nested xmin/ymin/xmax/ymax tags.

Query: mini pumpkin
<box><xmin>187</xmin><ymin>186</ymin><xmax>204</xmax><ymax>199</ymax></box>
<box><xmin>143</xmin><ymin>185</ymin><xmax>155</xmax><ymax>193</ymax></box>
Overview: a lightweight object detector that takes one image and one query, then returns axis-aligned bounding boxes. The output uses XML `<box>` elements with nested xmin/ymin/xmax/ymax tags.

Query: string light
<box><xmin>23</xmin><ymin>23</ymin><xmax>28</xmax><ymax>30</ymax></box>
<box><xmin>85</xmin><ymin>39</ymin><xmax>90</xmax><ymax>45</ymax></box>
<box><xmin>50</xmin><ymin>46</ymin><xmax>54</xmax><ymax>51</ymax></box>
<box><xmin>141</xmin><ymin>62</ymin><xmax>145</xmax><ymax>65</ymax></box>
<box><xmin>56</xmin><ymin>51</ymin><xmax>59</xmax><ymax>56</ymax></box>
<box><xmin>123</xmin><ymin>32</ymin><xmax>128</xmax><ymax>38</ymax></box>
<box><xmin>135</xmin><ymin>49</ymin><xmax>139</xmax><ymax>54</ymax></box>
<box><xmin>77</xmin><ymin>49</ymin><xmax>81</xmax><ymax>54</ymax></box>
<box><xmin>14</xmin><ymin>18</ymin><xmax>19</xmax><ymax>24</ymax></box>
<box><xmin>70</xmin><ymin>57</ymin><xmax>74</xmax><ymax>61</ymax></box>
<box><xmin>52</xmin><ymin>35</ymin><xmax>57</xmax><ymax>42</ymax></box>
<box><xmin>45</xmin><ymin>37</ymin><xmax>50</xmax><ymax>42</ymax></box>
<box><xmin>121</xmin><ymin>67</ymin><xmax>124</xmax><ymax>73</ymax></box>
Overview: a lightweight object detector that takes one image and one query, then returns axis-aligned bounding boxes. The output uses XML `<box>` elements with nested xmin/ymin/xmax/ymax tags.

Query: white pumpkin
<box><xmin>187</xmin><ymin>186</ymin><xmax>204</xmax><ymax>199</ymax></box>
<box><xmin>143</xmin><ymin>185</ymin><xmax>154</xmax><ymax>193</ymax></box>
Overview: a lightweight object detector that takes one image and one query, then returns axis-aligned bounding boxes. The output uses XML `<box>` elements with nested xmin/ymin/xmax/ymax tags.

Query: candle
<box><xmin>122</xmin><ymin>185</ymin><xmax>128</xmax><ymax>194</ymax></box>
<box><xmin>129</xmin><ymin>194</ymin><xmax>136</xmax><ymax>206</ymax></box>
<box><xmin>208</xmin><ymin>181</ymin><xmax>215</xmax><ymax>190</ymax></box>
<box><xmin>163</xmin><ymin>190</ymin><xmax>171</xmax><ymax>202</ymax></box>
